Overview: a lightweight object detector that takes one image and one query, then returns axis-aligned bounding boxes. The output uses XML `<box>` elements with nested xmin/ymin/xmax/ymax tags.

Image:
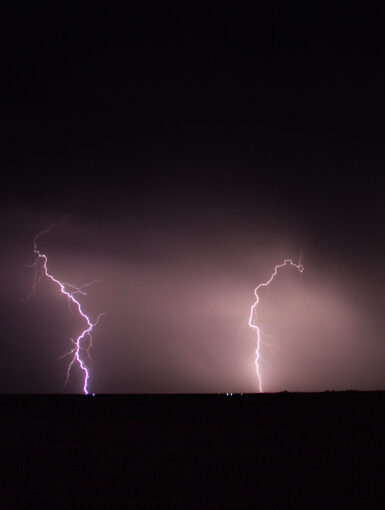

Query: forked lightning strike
<box><xmin>249</xmin><ymin>259</ymin><xmax>304</xmax><ymax>393</ymax></box>
<box><xmin>24</xmin><ymin>224</ymin><xmax>104</xmax><ymax>394</ymax></box>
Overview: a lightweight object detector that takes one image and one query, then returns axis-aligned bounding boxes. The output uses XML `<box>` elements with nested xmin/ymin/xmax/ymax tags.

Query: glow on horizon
<box><xmin>249</xmin><ymin>259</ymin><xmax>304</xmax><ymax>393</ymax></box>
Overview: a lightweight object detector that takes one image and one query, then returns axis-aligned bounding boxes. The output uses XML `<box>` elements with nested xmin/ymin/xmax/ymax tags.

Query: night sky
<box><xmin>1</xmin><ymin>6</ymin><xmax>384</xmax><ymax>393</ymax></box>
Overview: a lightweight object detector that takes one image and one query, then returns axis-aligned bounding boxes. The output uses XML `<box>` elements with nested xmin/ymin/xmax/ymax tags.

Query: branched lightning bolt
<box><xmin>249</xmin><ymin>258</ymin><xmax>304</xmax><ymax>393</ymax></box>
<box><xmin>24</xmin><ymin>224</ymin><xmax>104</xmax><ymax>394</ymax></box>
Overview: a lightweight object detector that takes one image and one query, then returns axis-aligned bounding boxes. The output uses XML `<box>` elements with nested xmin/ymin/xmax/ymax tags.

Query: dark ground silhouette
<box><xmin>1</xmin><ymin>392</ymin><xmax>384</xmax><ymax>508</ymax></box>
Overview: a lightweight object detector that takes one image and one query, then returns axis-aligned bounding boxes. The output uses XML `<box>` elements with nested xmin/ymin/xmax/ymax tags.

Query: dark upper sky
<box><xmin>1</xmin><ymin>6</ymin><xmax>384</xmax><ymax>392</ymax></box>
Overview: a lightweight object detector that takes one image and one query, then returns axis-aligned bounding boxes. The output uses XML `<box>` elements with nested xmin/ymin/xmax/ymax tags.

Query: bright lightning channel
<box><xmin>249</xmin><ymin>259</ymin><xmax>304</xmax><ymax>393</ymax></box>
<box><xmin>24</xmin><ymin>224</ymin><xmax>104</xmax><ymax>394</ymax></box>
